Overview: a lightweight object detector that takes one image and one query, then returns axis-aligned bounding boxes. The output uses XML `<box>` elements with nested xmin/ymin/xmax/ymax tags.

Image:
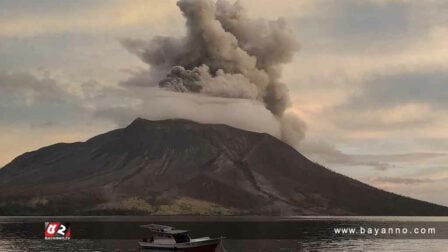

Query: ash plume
<box><xmin>121</xmin><ymin>0</ymin><xmax>305</xmax><ymax>145</ymax></box>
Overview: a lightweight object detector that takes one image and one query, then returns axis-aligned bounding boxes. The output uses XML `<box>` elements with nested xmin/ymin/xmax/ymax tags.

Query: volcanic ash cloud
<box><xmin>121</xmin><ymin>0</ymin><xmax>306</xmax><ymax>146</ymax></box>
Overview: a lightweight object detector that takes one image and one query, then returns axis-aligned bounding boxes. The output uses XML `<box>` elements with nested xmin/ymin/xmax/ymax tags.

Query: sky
<box><xmin>0</xmin><ymin>0</ymin><xmax>447</xmax><ymax>206</ymax></box>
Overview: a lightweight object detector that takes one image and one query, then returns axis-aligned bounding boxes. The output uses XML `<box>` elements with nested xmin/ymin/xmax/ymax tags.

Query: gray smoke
<box><xmin>121</xmin><ymin>0</ymin><xmax>305</xmax><ymax>145</ymax></box>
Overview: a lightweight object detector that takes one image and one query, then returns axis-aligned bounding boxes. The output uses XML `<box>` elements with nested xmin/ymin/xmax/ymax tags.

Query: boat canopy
<box><xmin>140</xmin><ymin>224</ymin><xmax>189</xmax><ymax>235</ymax></box>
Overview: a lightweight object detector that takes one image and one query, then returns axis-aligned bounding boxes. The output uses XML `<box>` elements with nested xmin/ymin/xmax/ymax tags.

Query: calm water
<box><xmin>0</xmin><ymin>216</ymin><xmax>447</xmax><ymax>251</ymax></box>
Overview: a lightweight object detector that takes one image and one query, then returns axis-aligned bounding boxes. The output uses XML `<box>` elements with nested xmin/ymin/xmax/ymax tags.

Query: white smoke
<box><xmin>95</xmin><ymin>88</ymin><xmax>283</xmax><ymax>138</ymax></box>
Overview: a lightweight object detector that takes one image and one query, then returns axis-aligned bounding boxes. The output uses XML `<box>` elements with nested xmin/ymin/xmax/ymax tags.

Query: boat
<box><xmin>139</xmin><ymin>224</ymin><xmax>225</xmax><ymax>252</ymax></box>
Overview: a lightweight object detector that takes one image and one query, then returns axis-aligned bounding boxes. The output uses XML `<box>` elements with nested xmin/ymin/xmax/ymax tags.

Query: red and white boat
<box><xmin>139</xmin><ymin>224</ymin><xmax>224</xmax><ymax>252</ymax></box>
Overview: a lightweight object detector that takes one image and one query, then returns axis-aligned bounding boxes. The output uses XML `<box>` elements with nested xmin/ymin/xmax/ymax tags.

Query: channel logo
<box><xmin>44</xmin><ymin>222</ymin><xmax>71</xmax><ymax>240</ymax></box>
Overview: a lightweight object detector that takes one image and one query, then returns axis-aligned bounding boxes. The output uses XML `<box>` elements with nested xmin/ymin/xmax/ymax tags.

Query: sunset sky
<box><xmin>1</xmin><ymin>0</ymin><xmax>448</xmax><ymax>206</ymax></box>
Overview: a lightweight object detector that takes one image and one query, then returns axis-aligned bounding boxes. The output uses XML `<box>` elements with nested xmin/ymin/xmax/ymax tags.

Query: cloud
<box><xmin>0</xmin><ymin>71</ymin><xmax>114</xmax><ymax>167</ymax></box>
<box><xmin>0</xmin><ymin>0</ymin><xmax>181</xmax><ymax>37</ymax></box>
<box><xmin>316</xmin><ymin>68</ymin><xmax>448</xmax><ymax>136</ymax></box>
<box><xmin>342</xmin><ymin>71</ymin><xmax>448</xmax><ymax>110</ymax></box>
<box><xmin>238</xmin><ymin>0</ymin><xmax>314</xmax><ymax>19</ymax></box>
<box><xmin>0</xmin><ymin>71</ymin><xmax>89</xmax><ymax>126</ymax></box>
<box><xmin>372</xmin><ymin>176</ymin><xmax>433</xmax><ymax>185</ymax></box>
<box><xmin>329</xmin><ymin>103</ymin><xmax>436</xmax><ymax>131</ymax></box>
<box><xmin>299</xmin><ymin>140</ymin><xmax>447</xmax><ymax>171</ymax></box>
<box><xmin>287</xmin><ymin>25</ymin><xmax>448</xmax><ymax>145</ymax></box>
<box><xmin>0</xmin><ymin>71</ymin><xmax>67</xmax><ymax>101</ymax></box>
<box><xmin>297</xmin><ymin>0</ymin><xmax>411</xmax><ymax>45</ymax></box>
<box><xmin>93</xmin><ymin>87</ymin><xmax>284</xmax><ymax>138</ymax></box>
<box><xmin>298</xmin><ymin>140</ymin><xmax>392</xmax><ymax>170</ymax></box>
<box><xmin>375</xmin><ymin>176</ymin><xmax>448</xmax><ymax>207</ymax></box>
<box><xmin>0</xmin><ymin>71</ymin><xmax>104</xmax><ymax>166</ymax></box>
<box><xmin>417</xmin><ymin>138</ymin><xmax>448</xmax><ymax>152</ymax></box>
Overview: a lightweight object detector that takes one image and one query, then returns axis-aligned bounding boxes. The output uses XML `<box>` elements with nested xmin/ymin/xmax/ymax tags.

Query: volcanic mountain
<box><xmin>0</xmin><ymin>118</ymin><xmax>447</xmax><ymax>215</ymax></box>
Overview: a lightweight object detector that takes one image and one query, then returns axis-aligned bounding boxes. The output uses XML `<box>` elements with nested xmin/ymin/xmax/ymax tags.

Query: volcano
<box><xmin>0</xmin><ymin>118</ymin><xmax>447</xmax><ymax>215</ymax></box>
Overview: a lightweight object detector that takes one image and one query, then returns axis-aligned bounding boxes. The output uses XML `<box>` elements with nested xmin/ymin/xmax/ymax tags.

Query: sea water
<box><xmin>0</xmin><ymin>216</ymin><xmax>447</xmax><ymax>251</ymax></box>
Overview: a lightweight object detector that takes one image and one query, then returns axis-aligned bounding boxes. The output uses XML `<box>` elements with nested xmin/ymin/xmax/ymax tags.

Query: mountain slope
<box><xmin>0</xmin><ymin>118</ymin><xmax>447</xmax><ymax>215</ymax></box>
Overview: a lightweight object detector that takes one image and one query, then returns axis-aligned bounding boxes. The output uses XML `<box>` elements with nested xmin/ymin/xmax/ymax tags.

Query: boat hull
<box><xmin>139</xmin><ymin>238</ymin><xmax>221</xmax><ymax>252</ymax></box>
<box><xmin>141</xmin><ymin>244</ymin><xmax>218</xmax><ymax>252</ymax></box>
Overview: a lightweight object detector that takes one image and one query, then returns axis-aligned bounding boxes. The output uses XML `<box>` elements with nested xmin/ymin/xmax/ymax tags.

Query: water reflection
<box><xmin>1</xmin><ymin>238</ymin><xmax>448</xmax><ymax>251</ymax></box>
<box><xmin>0</xmin><ymin>217</ymin><xmax>448</xmax><ymax>251</ymax></box>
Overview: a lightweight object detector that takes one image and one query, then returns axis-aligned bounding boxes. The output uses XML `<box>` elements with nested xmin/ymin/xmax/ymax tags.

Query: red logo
<box><xmin>45</xmin><ymin>222</ymin><xmax>71</xmax><ymax>240</ymax></box>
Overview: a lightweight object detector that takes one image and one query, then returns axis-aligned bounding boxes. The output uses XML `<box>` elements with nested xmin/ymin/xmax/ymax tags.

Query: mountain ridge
<box><xmin>1</xmin><ymin>118</ymin><xmax>447</xmax><ymax>216</ymax></box>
